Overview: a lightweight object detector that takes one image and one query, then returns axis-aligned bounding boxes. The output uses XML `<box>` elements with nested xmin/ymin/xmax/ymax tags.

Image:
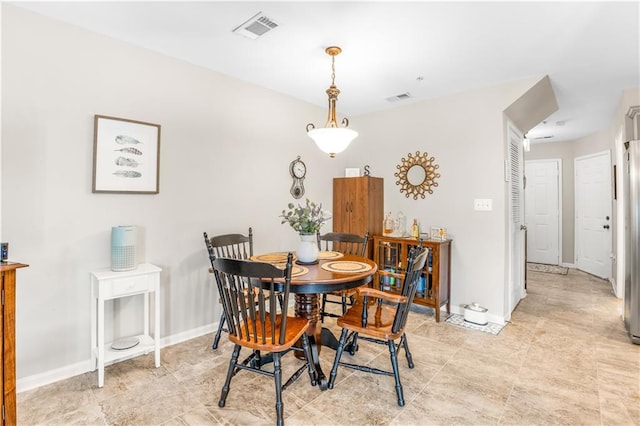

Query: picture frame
<box><xmin>430</xmin><ymin>227</ymin><xmax>447</xmax><ymax>241</ymax></box>
<box><xmin>92</xmin><ymin>115</ymin><xmax>161</xmax><ymax>194</ymax></box>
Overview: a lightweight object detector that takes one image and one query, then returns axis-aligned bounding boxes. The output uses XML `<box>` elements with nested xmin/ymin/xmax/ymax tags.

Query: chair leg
<box><xmin>341</xmin><ymin>294</ymin><xmax>348</xmax><ymax>314</ymax></box>
<box><xmin>219</xmin><ymin>344</ymin><xmax>240</xmax><ymax>407</ymax></box>
<box><xmin>388</xmin><ymin>340</ymin><xmax>405</xmax><ymax>407</ymax></box>
<box><xmin>401</xmin><ymin>334</ymin><xmax>414</xmax><ymax>369</ymax></box>
<box><xmin>249</xmin><ymin>350</ymin><xmax>263</xmax><ymax>369</ymax></box>
<box><xmin>328</xmin><ymin>328</ymin><xmax>349</xmax><ymax>389</ymax></box>
<box><xmin>301</xmin><ymin>333</ymin><xmax>317</xmax><ymax>386</ymax></box>
<box><xmin>346</xmin><ymin>332</ymin><xmax>359</xmax><ymax>356</ymax></box>
<box><xmin>320</xmin><ymin>294</ymin><xmax>327</xmax><ymax>323</ymax></box>
<box><xmin>277</xmin><ymin>294</ymin><xmax>284</xmax><ymax>311</ymax></box>
<box><xmin>273</xmin><ymin>353</ymin><xmax>284</xmax><ymax>426</ymax></box>
<box><xmin>212</xmin><ymin>313</ymin><xmax>226</xmax><ymax>349</ymax></box>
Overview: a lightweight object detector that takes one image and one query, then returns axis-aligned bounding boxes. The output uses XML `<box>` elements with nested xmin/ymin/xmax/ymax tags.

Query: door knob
<box><xmin>603</xmin><ymin>224</ymin><xmax>610</xmax><ymax>229</ymax></box>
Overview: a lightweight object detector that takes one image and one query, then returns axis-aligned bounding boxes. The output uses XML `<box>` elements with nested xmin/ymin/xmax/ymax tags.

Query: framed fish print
<box><xmin>92</xmin><ymin>115</ymin><xmax>161</xmax><ymax>194</ymax></box>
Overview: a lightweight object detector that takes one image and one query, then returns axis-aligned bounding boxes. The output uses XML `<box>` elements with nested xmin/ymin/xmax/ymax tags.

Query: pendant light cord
<box><xmin>331</xmin><ymin>55</ymin><xmax>336</xmax><ymax>86</ymax></box>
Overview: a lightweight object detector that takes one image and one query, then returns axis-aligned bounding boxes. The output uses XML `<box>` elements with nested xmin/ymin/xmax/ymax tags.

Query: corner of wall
<box><xmin>504</xmin><ymin>75</ymin><xmax>559</xmax><ymax>133</ymax></box>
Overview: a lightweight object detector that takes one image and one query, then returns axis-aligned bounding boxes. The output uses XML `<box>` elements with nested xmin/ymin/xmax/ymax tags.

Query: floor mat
<box><xmin>444</xmin><ymin>313</ymin><xmax>505</xmax><ymax>335</ymax></box>
<box><xmin>527</xmin><ymin>262</ymin><xmax>569</xmax><ymax>275</ymax></box>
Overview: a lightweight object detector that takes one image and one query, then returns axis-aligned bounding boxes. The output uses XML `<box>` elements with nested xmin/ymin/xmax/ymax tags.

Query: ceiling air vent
<box><xmin>385</xmin><ymin>92</ymin><xmax>412</xmax><ymax>102</ymax></box>
<box><xmin>232</xmin><ymin>12</ymin><xmax>279</xmax><ymax>39</ymax></box>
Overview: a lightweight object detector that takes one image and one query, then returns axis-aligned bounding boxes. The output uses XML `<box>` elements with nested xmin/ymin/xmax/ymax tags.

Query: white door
<box><xmin>525</xmin><ymin>160</ymin><xmax>561</xmax><ymax>265</ymax></box>
<box><xmin>575</xmin><ymin>151</ymin><xmax>612</xmax><ymax>279</ymax></box>
<box><xmin>614</xmin><ymin>128</ymin><xmax>625</xmax><ymax>297</ymax></box>
<box><xmin>508</xmin><ymin>123</ymin><xmax>526</xmax><ymax>316</ymax></box>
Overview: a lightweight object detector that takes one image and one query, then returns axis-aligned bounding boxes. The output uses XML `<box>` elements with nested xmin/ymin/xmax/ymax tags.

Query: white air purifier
<box><xmin>111</xmin><ymin>226</ymin><xmax>137</xmax><ymax>272</ymax></box>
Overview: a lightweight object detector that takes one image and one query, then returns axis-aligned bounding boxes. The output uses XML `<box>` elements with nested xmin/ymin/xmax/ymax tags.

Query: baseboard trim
<box><xmin>561</xmin><ymin>262</ymin><xmax>576</xmax><ymax>268</ymax></box>
<box><xmin>609</xmin><ymin>277</ymin><xmax>623</xmax><ymax>298</ymax></box>
<box><xmin>16</xmin><ymin>323</ymin><xmax>217</xmax><ymax>393</ymax></box>
<box><xmin>16</xmin><ymin>360</ymin><xmax>93</xmax><ymax>394</ymax></box>
<box><xmin>160</xmin><ymin>323</ymin><xmax>216</xmax><ymax>348</ymax></box>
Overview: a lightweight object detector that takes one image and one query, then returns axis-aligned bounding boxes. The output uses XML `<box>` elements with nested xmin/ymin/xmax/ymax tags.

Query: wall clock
<box><xmin>394</xmin><ymin>151</ymin><xmax>440</xmax><ymax>200</ymax></box>
<box><xmin>289</xmin><ymin>156</ymin><xmax>306</xmax><ymax>199</ymax></box>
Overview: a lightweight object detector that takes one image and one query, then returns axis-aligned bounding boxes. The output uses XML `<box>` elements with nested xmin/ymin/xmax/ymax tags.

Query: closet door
<box><xmin>333</xmin><ymin>177</ymin><xmax>354</xmax><ymax>233</ymax></box>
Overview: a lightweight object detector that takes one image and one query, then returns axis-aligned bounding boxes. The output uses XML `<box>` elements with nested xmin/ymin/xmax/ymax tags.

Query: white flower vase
<box><xmin>296</xmin><ymin>233</ymin><xmax>319</xmax><ymax>264</ymax></box>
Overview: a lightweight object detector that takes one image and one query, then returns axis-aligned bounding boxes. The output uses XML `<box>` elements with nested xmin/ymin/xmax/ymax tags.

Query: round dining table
<box><xmin>250</xmin><ymin>251</ymin><xmax>378</xmax><ymax>390</ymax></box>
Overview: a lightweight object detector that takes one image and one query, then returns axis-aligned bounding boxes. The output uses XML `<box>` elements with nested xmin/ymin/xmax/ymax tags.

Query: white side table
<box><xmin>90</xmin><ymin>263</ymin><xmax>161</xmax><ymax>388</ymax></box>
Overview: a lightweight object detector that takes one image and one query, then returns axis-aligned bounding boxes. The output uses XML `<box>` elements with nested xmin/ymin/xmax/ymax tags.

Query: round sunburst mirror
<box><xmin>394</xmin><ymin>151</ymin><xmax>441</xmax><ymax>200</ymax></box>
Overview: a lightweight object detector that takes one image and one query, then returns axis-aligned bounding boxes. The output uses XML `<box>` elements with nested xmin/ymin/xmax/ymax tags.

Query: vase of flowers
<box><xmin>280</xmin><ymin>199</ymin><xmax>330</xmax><ymax>264</ymax></box>
<box><xmin>296</xmin><ymin>233</ymin><xmax>320</xmax><ymax>264</ymax></box>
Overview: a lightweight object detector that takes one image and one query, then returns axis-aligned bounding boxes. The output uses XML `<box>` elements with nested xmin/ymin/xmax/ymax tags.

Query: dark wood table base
<box><xmin>294</xmin><ymin>293</ymin><xmax>335</xmax><ymax>390</ymax></box>
<box><xmin>294</xmin><ymin>294</ymin><xmax>322</xmax><ymax>353</ymax></box>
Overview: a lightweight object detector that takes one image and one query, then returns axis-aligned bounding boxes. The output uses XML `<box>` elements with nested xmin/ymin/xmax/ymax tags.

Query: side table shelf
<box><xmin>90</xmin><ymin>263</ymin><xmax>161</xmax><ymax>388</ymax></box>
<box><xmin>372</xmin><ymin>236</ymin><xmax>451</xmax><ymax>322</ymax></box>
<box><xmin>93</xmin><ymin>334</ymin><xmax>156</xmax><ymax>366</ymax></box>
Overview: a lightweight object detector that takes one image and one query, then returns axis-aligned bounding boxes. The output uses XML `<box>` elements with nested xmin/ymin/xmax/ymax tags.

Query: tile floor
<box><xmin>18</xmin><ymin>269</ymin><xmax>640</xmax><ymax>425</ymax></box>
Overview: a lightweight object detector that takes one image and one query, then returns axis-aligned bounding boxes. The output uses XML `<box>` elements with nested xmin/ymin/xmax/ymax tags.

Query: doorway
<box><xmin>507</xmin><ymin>122</ymin><xmax>526</xmax><ymax>318</ymax></box>
<box><xmin>575</xmin><ymin>150</ymin><xmax>612</xmax><ymax>279</ymax></box>
<box><xmin>525</xmin><ymin>159</ymin><xmax>561</xmax><ymax>265</ymax></box>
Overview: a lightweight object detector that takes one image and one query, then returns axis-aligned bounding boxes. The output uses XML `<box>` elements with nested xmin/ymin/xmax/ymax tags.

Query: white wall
<box><xmin>345</xmin><ymin>78</ymin><xmax>538</xmax><ymax>322</ymax></box>
<box><xmin>1</xmin><ymin>5</ymin><xmax>345</xmax><ymax>384</ymax></box>
<box><xmin>2</xmin><ymin>4</ymin><xmax>546</xmax><ymax>389</ymax></box>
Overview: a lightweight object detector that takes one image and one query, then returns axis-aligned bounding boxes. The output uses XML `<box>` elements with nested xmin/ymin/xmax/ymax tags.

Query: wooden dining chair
<box><xmin>317</xmin><ymin>231</ymin><xmax>369</xmax><ymax>322</ymax></box>
<box><xmin>328</xmin><ymin>244</ymin><xmax>428</xmax><ymax>407</ymax></box>
<box><xmin>203</xmin><ymin>228</ymin><xmax>253</xmax><ymax>349</ymax></box>
<box><xmin>210</xmin><ymin>252</ymin><xmax>316</xmax><ymax>426</ymax></box>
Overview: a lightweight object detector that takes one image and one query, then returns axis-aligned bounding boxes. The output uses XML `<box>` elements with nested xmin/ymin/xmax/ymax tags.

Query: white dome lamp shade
<box><xmin>306</xmin><ymin>46</ymin><xmax>358</xmax><ymax>158</ymax></box>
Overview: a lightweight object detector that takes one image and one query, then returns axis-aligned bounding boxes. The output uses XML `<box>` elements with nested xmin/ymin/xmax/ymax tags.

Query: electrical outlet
<box><xmin>474</xmin><ymin>199</ymin><xmax>493</xmax><ymax>211</ymax></box>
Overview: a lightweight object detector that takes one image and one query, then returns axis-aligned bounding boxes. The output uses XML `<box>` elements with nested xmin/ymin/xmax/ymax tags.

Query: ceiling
<box><xmin>11</xmin><ymin>1</ymin><xmax>640</xmax><ymax>144</ymax></box>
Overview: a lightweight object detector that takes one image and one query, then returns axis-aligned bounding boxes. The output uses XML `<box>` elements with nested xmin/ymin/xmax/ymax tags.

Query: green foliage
<box><xmin>280</xmin><ymin>199</ymin><xmax>330</xmax><ymax>234</ymax></box>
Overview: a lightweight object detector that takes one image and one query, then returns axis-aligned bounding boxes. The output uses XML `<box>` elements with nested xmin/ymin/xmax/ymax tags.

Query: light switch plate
<box><xmin>474</xmin><ymin>198</ymin><xmax>493</xmax><ymax>211</ymax></box>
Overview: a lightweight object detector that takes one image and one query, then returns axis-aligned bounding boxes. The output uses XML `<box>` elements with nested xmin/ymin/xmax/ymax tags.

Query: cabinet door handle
<box><xmin>350</xmin><ymin>201</ymin><xmax>354</xmax><ymax>212</ymax></box>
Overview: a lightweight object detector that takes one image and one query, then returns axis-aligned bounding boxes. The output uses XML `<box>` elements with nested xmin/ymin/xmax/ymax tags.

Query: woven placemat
<box><xmin>318</xmin><ymin>251</ymin><xmax>344</xmax><ymax>260</ymax></box>
<box><xmin>249</xmin><ymin>253</ymin><xmax>306</xmax><ymax>276</ymax></box>
<box><xmin>250</xmin><ymin>252</ymin><xmax>292</xmax><ymax>263</ymax></box>
<box><xmin>321</xmin><ymin>260</ymin><xmax>373</xmax><ymax>273</ymax></box>
<box><xmin>271</xmin><ymin>264</ymin><xmax>308</xmax><ymax>277</ymax></box>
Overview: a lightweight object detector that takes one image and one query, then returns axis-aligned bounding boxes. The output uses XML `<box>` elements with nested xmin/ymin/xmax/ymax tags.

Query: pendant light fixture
<box><xmin>306</xmin><ymin>46</ymin><xmax>358</xmax><ymax>158</ymax></box>
<box><xmin>523</xmin><ymin>133</ymin><xmax>531</xmax><ymax>152</ymax></box>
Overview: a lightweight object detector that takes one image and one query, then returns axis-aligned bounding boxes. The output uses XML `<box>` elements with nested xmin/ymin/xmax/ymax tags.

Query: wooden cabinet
<box><xmin>1</xmin><ymin>262</ymin><xmax>28</xmax><ymax>425</ymax></box>
<box><xmin>372</xmin><ymin>236</ymin><xmax>451</xmax><ymax>322</ymax></box>
<box><xmin>333</xmin><ymin>176</ymin><xmax>383</xmax><ymax>256</ymax></box>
